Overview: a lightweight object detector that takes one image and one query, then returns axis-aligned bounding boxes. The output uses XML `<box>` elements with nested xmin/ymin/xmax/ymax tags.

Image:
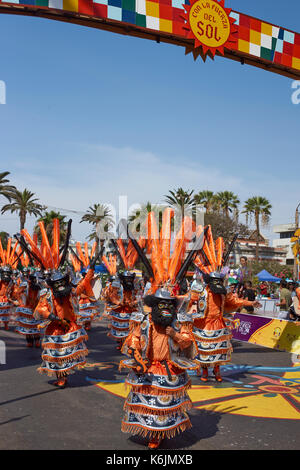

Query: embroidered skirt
<box><xmin>15</xmin><ymin>307</ymin><xmax>41</xmax><ymax>337</ymax></box>
<box><xmin>38</xmin><ymin>321</ymin><xmax>88</xmax><ymax>378</ymax></box>
<box><xmin>76</xmin><ymin>301</ymin><xmax>100</xmax><ymax>325</ymax></box>
<box><xmin>121</xmin><ymin>361</ymin><xmax>192</xmax><ymax>440</ymax></box>
<box><xmin>0</xmin><ymin>301</ymin><xmax>12</xmax><ymax>325</ymax></box>
<box><xmin>108</xmin><ymin>310</ymin><xmax>131</xmax><ymax>342</ymax></box>
<box><xmin>193</xmin><ymin>321</ymin><xmax>233</xmax><ymax>367</ymax></box>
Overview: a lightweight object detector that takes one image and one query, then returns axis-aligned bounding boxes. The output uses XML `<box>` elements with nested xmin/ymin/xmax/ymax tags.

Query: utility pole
<box><xmin>294</xmin><ymin>203</ymin><xmax>300</xmax><ymax>280</ymax></box>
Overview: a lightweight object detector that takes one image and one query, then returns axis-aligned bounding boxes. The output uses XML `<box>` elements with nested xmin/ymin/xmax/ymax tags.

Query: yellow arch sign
<box><xmin>1</xmin><ymin>0</ymin><xmax>300</xmax><ymax>79</ymax></box>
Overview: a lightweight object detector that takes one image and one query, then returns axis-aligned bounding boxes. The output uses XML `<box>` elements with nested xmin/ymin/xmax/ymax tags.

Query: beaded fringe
<box><xmin>194</xmin><ymin>333</ymin><xmax>232</xmax><ymax>343</ymax></box>
<box><xmin>196</xmin><ymin>346</ymin><xmax>233</xmax><ymax>356</ymax></box>
<box><xmin>123</xmin><ymin>379</ymin><xmax>192</xmax><ymax>398</ymax></box>
<box><xmin>41</xmin><ymin>349</ymin><xmax>89</xmax><ymax>364</ymax></box>
<box><xmin>37</xmin><ymin>362</ymin><xmax>87</xmax><ymax>378</ymax></box>
<box><xmin>42</xmin><ymin>335</ymin><xmax>88</xmax><ymax>350</ymax></box>
<box><xmin>121</xmin><ymin>418</ymin><xmax>192</xmax><ymax>440</ymax></box>
<box><xmin>123</xmin><ymin>400</ymin><xmax>192</xmax><ymax>417</ymax></box>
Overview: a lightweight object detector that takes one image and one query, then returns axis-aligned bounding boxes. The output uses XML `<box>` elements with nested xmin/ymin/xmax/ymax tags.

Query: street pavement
<box><xmin>0</xmin><ymin>311</ymin><xmax>300</xmax><ymax>451</ymax></box>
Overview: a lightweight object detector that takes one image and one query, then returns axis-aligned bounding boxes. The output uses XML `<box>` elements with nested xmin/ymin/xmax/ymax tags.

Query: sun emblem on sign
<box><xmin>273</xmin><ymin>328</ymin><xmax>282</xmax><ymax>339</ymax></box>
<box><xmin>182</xmin><ymin>0</ymin><xmax>238</xmax><ymax>59</ymax></box>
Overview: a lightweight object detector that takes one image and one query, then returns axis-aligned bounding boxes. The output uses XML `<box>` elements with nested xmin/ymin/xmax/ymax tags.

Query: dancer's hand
<box><xmin>166</xmin><ymin>327</ymin><xmax>176</xmax><ymax>338</ymax></box>
<box><xmin>253</xmin><ymin>301</ymin><xmax>262</xmax><ymax>309</ymax></box>
<box><xmin>60</xmin><ymin>319</ymin><xmax>70</xmax><ymax>331</ymax></box>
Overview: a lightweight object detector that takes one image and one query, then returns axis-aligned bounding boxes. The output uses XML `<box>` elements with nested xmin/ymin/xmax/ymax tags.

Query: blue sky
<box><xmin>0</xmin><ymin>0</ymin><xmax>299</xmax><ymax>242</ymax></box>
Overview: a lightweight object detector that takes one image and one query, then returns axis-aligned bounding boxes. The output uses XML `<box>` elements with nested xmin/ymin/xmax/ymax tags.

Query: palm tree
<box><xmin>128</xmin><ymin>201</ymin><xmax>165</xmax><ymax>237</ymax></box>
<box><xmin>214</xmin><ymin>191</ymin><xmax>240</xmax><ymax>219</ymax></box>
<box><xmin>194</xmin><ymin>190</ymin><xmax>216</xmax><ymax>214</ymax></box>
<box><xmin>0</xmin><ymin>171</ymin><xmax>16</xmax><ymax>201</ymax></box>
<box><xmin>1</xmin><ymin>189</ymin><xmax>45</xmax><ymax>231</ymax></box>
<box><xmin>164</xmin><ymin>188</ymin><xmax>195</xmax><ymax>229</ymax></box>
<box><xmin>0</xmin><ymin>231</ymin><xmax>9</xmax><ymax>249</ymax></box>
<box><xmin>34</xmin><ymin>210</ymin><xmax>68</xmax><ymax>245</ymax></box>
<box><xmin>80</xmin><ymin>203</ymin><xmax>114</xmax><ymax>255</ymax></box>
<box><xmin>242</xmin><ymin>196</ymin><xmax>272</xmax><ymax>260</ymax></box>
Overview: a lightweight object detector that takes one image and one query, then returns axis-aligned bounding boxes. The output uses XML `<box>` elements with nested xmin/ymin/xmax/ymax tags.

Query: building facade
<box><xmin>229</xmin><ymin>231</ymin><xmax>287</xmax><ymax>266</ymax></box>
<box><xmin>272</xmin><ymin>224</ymin><xmax>296</xmax><ymax>266</ymax></box>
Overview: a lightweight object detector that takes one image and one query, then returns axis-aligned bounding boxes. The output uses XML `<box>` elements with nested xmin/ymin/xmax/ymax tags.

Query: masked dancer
<box><xmin>20</xmin><ymin>219</ymin><xmax>89</xmax><ymax>388</ymax></box>
<box><xmin>193</xmin><ymin>229</ymin><xmax>261</xmax><ymax>383</ymax></box>
<box><xmin>120</xmin><ymin>209</ymin><xmax>198</xmax><ymax>449</ymax></box>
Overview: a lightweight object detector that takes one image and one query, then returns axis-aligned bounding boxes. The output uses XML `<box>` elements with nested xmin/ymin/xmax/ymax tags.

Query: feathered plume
<box><xmin>20</xmin><ymin>219</ymin><xmax>72</xmax><ymax>270</ymax></box>
<box><xmin>0</xmin><ymin>238</ymin><xmax>20</xmax><ymax>268</ymax></box>
<box><xmin>139</xmin><ymin>208</ymin><xmax>197</xmax><ymax>292</ymax></box>
<box><xmin>194</xmin><ymin>227</ymin><xmax>227</xmax><ymax>274</ymax></box>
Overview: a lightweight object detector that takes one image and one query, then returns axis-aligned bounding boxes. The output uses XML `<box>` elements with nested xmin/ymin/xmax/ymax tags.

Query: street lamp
<box><xmin>296</xmin><ymin>203</ymin><xmax>300</xmax><ymax>228</ymax></box>
<box><xmin>294</xmin><ymin>203</ymin><xmax>300</xmax><ymax>280</ymax></box>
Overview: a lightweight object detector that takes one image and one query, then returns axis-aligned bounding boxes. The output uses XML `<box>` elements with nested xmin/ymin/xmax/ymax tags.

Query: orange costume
<box><xmin>193</xmin><ymin>228</ymin><xmax>259</xmax><ymax>382</ymax></box>
<box><xmin>14</xmin><ymin>272</ymin><xmax>42</xmax><ymax>347</ymax></box>
<box><xmin>76</xmin><ymin>268</ymin><xmax>101</xmax><ymax>330</ymax></box>
<box><xmin>0</xmin><ymin>239</ymin><xmax>21</xmax><ymax>329</ymax></box>
<box><xmin>100</xmin><ymin>254</ymin><xmax>118</xmax><ymax>317</ymax></box>
<box><xmin>101</xmin><ymin>281</ymin><xmax>120</xmax><ymax>308</ymax></box>
<box><xmin>103</xmin><ymin>240</ymin><xmax>143</xmax><ymax>349</ymax></box>
<box><xmin>192</xmin><ymin>287</ymin><xmax>254</xmax><ymax>371</ymax></box>
<box><xmin>70</xmin><ymin>242</ymin><xmax>102</xmax><ymax>330</ymax></box>
<box><xmin>0</xmin><ymin>272</ymin><xmax>14</xmax><ymax>329</ymax></box>
<box><xmin>34</xmin><ymin>283</ymin><xmax>88</xmax><ymax>378</ymax></box>
<box><xmin>120</xmin><ymin>209</ymin><xmax>198</xmax><ymax>449</ymax></box>
<box><xmin>120</xmin><ymin>306</ymin><xmax>197</xmax><ymax>441</ymax></box>
<box><xmin>21</xmin><ymin>218</ymin><xmax>88</xmax><ymax>388</ymax></box>
<box><xmin>107</xmin><ymin>273</ymin><xmax>138</xmax><ymax>348</ymax></box>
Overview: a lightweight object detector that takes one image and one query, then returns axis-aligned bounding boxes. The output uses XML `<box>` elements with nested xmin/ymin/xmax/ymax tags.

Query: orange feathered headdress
<box><xmin>193</xmin><ymin>225</ymin><xmax>225</xmax><ymax>274</ymax></box>
<box><xmin>142</xmin><ymin>208</ymin><xmax>197</xmax><ymax>292</ymax></box>
<box><xmin>116</xmin><ymin>237</ymin><xmax>146</xmax><ymax>271</ymax></box>
<box><xmin>70</xmin><ymin>253</ymin><xmax>82</xmax><ymax>273</ymax></box>
<box><xmin>72</xmin><ymin>241</ymin><xmax>97</xmax><ymax>270</ymax></box>
<box><xmin>0</xmin><ymin>237</ymin><xmax>20</xmax><ymax>268</ymax></box>
<box><xmin>20</xmin><ymin>218</ymin><xmax>71</xmax><ymax>270</ymax></box>
<box><xmin>102</xmin><ymin>253</ymin><xmax>118</xmax><ymax>276</ymax></box>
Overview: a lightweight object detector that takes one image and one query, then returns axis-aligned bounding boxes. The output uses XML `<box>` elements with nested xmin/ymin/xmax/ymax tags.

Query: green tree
<box><xmin>1</xmin><ymin>189</ymin><xmax>45</xmax><ymax>231</ymax></box>
<box><xmin>242</xmin><ymin>196</ymin><xmax>272</xmax><ymax>261</ymax></box>
<box><xmin>164</xmin><ymin>187</ymin><xmax>196</xmax><ymax>231</ymax></box>
<box><xmin>247</xmin><ymin>259</ymin><xmax>293</xmax><ymax>284</ymax></box>
<box><xmin>0</xmin><ymin>231</ymin><xmax>9</xmax><ymax>249</ymax></box>
<box><xmin>128</xmin><ymin>201</ymin><xmax>164</xmax><ymax>236</ymax></box>
<box><xmin>0</xmin><ymin>171</ymin><xmax>16</xmax><ymax>201</ymax></box>
<box><xmin>214</xmin><ymin>191</ymin><xmax>240</xmax><ymax>219</ymax></box>
<box><xmin>34</xmin><ymin>210</ymin><xmax>68</xmax><ymax>245</ymax></box>
<box><xmin>194</xmin><ymin>190</ymin><xmax>216</xmax><ymax>214</ymax></box>
<box><xmin>80</xmin><ymin>203</ymin><xmax>114</xmax><ymax>255</ymax></box>
<box><xmin>205</xmin><ymin>212</ymin><xmax>250</xmax><ymax>247</ymax></box>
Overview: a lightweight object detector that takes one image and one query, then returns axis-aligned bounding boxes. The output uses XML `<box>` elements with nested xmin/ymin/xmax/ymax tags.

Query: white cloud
<box><xmin>0</xmin><ymin>142</ymin><xmax>297</xmax><ymax>244</ymax></box>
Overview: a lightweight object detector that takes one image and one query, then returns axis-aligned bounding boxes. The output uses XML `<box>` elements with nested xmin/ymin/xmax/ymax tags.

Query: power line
<box><xmin>45</xmin><ymin>205</ymin><xmax>86</xmax><ymax>215</ymax></box>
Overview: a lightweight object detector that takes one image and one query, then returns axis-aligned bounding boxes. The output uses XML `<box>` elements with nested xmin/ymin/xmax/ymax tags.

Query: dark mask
<box><xmin>52</xmin><ymin>282</ymin><xmax>72</xmax><ymax>298</ymax></box>
<box><xmin>1</xmin><ymin>268</ymin><xmax>12</xmax><ymax>283</ymax></box>
<box><xmin>47</xmin><ymin>273</ymin><xmax>72</xmax><ymax>298</ymax></box>
<box><xmin>151</xmin><ymin>300</ymin><xmax>177</xmax><ymax>327</ymax></box>
<box><xmin>44</xmin><ymin>271</ymin><xmax>52</xmax><ymax>283</ymax></box>
<box><xmin>209</xmin><ymin>278</ymin><xmax>227</xmax><ymax>295</ymax></box>
<box><xmin>119</xmin><ymin>273</ymin><xmax>135</xmax><ymax>292</ymax></box>
<box><xmin>29</xmin><ymin>275</ymin><xmax>41</xmax><ymax>291</ymax></box>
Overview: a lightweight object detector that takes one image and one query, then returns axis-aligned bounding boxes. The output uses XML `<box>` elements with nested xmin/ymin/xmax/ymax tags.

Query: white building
<box><xmin>229</xmin><ymin>231</ymin><xmax>287</xmax><ymax>266</ymax></box>
<box><xmin>272</xmin><ymin>224</ymin><xmax>296</xmax><ymax>266</ymax></box>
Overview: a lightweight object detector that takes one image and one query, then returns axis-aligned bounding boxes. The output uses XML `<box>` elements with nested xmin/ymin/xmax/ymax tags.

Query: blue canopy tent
<box><xmin>80</xmin><ymin>264</ymin><xmax>108</xmax><ymax>274</ymax></box>
<box><xmin>256</xmin><ymin>270</ymin><xmax>281</xmax><ymax>282</ymax></box>
<box><xmin>95</xmin><ymin>264</ymin><xmax>109</xmax><ymax>274</ymax></box>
